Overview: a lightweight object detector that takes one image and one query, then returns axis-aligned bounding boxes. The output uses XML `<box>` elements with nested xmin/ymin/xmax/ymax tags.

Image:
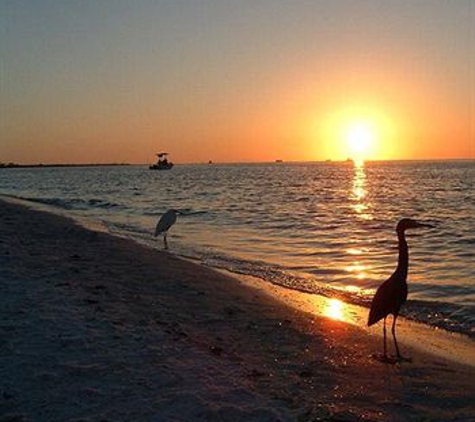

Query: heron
<box><xmin>154</xmin><ymin>209</ymin><xmax>181</xmax><ymax>249</ymax></box>
<box><xmin>368</xmin><ymin>218</ymin><xmax>434</xmax><ymax>361</ymax></box>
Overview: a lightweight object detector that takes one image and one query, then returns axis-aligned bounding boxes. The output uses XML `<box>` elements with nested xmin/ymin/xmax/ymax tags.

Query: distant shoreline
<box><xmin>0</xmin><ymin>163</ymin><xmax>130</xmax><ymax>169</ymax></box>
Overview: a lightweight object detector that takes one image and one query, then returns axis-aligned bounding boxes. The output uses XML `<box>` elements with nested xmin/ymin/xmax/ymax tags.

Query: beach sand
<box><xmin>1</xmin><ymin>199</ymin><xmax>474</xmax><ymax>422</ymax></box>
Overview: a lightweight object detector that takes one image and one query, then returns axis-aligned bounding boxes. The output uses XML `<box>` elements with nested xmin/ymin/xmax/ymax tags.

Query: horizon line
<box><xmin>2</xmin><ymin>157</ymin><xmax>474</xmax><ymax>167</ymax></box>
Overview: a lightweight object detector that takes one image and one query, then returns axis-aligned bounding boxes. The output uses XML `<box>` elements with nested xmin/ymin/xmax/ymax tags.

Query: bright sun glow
<box><xmin>346</xmin><ymin>123</ymin><xmax>374</xmax><ymax>155</ymax></box>
<box><xmin>316</xmin><ymin>105</ymin><xmax>396</xmax><ymax>161</ymax></box>
<box><xmin>345</xmin><ymin>121</ymin><xmax>377</xmax><ymax>162</ymax></box>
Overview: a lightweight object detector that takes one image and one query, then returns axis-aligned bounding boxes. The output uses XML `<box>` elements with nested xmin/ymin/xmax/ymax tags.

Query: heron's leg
<box><xmin>392</xmin><ymin>314</ymin><xmax>412</xmax><ymax>362</ymax></box>
<box><xmin>164</xmin><ymin>232</ymin><xmax>168</xmax><ymax>250</ymax></box>
<box><xmin>383</xmin><ymin>317</ymin><xmax>387</xmax><ymax>358</ymax></box>
<box><xmin>392</xmin><ymin>314</ymin><xmax>402</xmax><ymax>358</ymax></box>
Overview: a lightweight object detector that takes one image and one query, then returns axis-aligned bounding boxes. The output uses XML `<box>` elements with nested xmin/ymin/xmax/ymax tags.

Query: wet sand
<box><xmin>1</xmin><ymin>198</ymin><xmax>474</xmax><ymax>422</ymax></box>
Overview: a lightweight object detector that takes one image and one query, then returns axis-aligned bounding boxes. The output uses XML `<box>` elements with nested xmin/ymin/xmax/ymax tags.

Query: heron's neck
<box><xmin>396</xmin><ymin>230</ymin><xmax>409</xmax><ymax>280</ymax></box>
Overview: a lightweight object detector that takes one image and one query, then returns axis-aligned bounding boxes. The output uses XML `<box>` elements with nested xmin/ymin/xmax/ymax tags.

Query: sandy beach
<box><xmin>1</xmin><ymin>198</ymin><xmax>474</xmax><ymax>422</ymax></box>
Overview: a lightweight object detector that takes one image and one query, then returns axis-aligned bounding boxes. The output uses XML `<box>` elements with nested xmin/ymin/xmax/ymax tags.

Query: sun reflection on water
<box><xmin>350</xmin><ymin>162</ymin><xmax>372</xmax><ymax>221</ymax></box>
<box><xmin>346</xmin><ymin>162</ymin><xmax>373</xmax><ymax>283</ymax></box>
<box><xmin>346</xmin><ymin>248</ymin><xmax>363</xmax><ymax>255</ymax></box>
<box><xmin>343</xmin><ymin>285</ymin><xmax>362</xmax><ymax>294</ymax></box>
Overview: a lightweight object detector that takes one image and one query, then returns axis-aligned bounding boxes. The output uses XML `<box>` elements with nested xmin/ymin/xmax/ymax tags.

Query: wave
<box><xmin>404</xmin><ymin>300</ymin><xmax>475</xmax><ymax>337</ymax></box>
<box><xmin>162</xmin><ymin>244</ymin><xmax>475</xmax><ymax>339</ymax></box>
<box><xmin>2</xmin><ymin>162</ymin><xmax>473</xmax><ymax>339</ymax></box>
<box><xmin>14</xmin><ymin>195</ymin><xmax>125</xmax><ymax>211</ymax></box>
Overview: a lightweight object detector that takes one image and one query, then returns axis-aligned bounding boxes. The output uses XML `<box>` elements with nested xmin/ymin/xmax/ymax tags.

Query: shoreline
<box><xmin>4</xmin><ymin>193</ymin><xmax>474</xmax><ymax>351</ymax></box>
<box><xmin>224</xmin><ymin>270</ymin><xmax>475</xmax><ymax>368</ymax></box>
<box><xmin>1</xmin><ymin>199</ymin><xmax>474</xmax><ymax>421</ymax></box>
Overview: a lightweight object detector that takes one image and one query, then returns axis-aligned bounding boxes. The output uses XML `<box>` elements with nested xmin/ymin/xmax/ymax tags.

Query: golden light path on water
<box><xmin>344</xmin><ymin>161</ymin><xmax>373</xmax><ymax>287</ymax></box>
<box><xmin>350</xmin><ymin>161</ymin><xmax>372</xmax><ymax>221</ymax></box>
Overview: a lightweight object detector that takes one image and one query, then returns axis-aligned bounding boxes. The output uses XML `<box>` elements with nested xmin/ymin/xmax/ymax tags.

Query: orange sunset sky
<box><xmin>1</xmin><ymin>1</ymin><xmax>474</xmax><ymax>164</ymax></box>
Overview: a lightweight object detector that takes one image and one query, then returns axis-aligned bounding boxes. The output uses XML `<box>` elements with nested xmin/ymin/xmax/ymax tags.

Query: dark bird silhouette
<box><xmin>154</xmin><ymin>209</ymin><xmax>181</xmax><ymax>249</ymax></box>
<box><xmin>368</xmin><ymin>218</ymin><xmax>434</xmax><ymax>361</ymax></box>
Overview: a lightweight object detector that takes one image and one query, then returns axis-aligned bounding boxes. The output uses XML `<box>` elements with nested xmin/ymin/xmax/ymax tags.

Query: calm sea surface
<box><xmin>1</xmin><ymin>161</ymin><xmax>474</xmax><ymax>336</ymax></box>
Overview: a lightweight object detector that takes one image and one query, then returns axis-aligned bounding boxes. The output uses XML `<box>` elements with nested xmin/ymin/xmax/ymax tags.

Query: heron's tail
<box><xmin>367</xmin><ymin>306</ymin><xmax>384</xmax><ymax>327</ymax></box>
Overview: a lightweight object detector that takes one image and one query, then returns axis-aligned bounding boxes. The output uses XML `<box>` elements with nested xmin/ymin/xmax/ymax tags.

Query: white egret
<box><xmin>154</xmin><ymin>209</ymin><xmax>181</xmax><ymax>249</ymax></box>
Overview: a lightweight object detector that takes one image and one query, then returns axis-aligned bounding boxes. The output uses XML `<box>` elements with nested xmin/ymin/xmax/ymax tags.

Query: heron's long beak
<box><xmin>415</xmin><ymin>222</ymin><xmax>435</xmax><ymax>229</ymax></box>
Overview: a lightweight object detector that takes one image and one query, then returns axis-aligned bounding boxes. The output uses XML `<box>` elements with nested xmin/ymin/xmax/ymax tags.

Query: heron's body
<box><xmin>368</xmin><ymin>218</ymin><xmax>433</xmax><ymax>360</ymax></box>
<box><xmin>368</xmin><ymin>273</ymin><xmax>408</xmax><ymax>326</ymax></box>
<box><xmin>368</xmin><ymin>230</ymin><xmax>408</xmax><ymax>326</ymax></box>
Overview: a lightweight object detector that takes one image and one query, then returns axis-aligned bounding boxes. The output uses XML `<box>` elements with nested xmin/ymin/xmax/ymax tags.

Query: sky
<box><xmin>1</xmin><ymin>0</ymin><xmax>474</xmax><ymax>164</ymax></box>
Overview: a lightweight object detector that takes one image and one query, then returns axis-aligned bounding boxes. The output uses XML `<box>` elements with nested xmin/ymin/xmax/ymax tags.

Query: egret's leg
<box><xmin>383</xmin><ymin>317</ymin><xmax>387</xmax><ymax>358</ymax></box>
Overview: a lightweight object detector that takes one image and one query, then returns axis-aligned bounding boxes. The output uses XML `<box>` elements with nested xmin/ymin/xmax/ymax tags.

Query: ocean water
<box><xmin>1</xmin><ymin>161</ymin><xmax>474</xmax><ymax>337</ymax></box>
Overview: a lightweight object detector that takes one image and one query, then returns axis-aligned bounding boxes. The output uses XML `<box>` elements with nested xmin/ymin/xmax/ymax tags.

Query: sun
<box><xmin>316</xmin><ymin>105</ymin><xmax>394</xmax><ymax>161</ymax></box>
<box><xmin>346</xmin><ymin>122</ymin><xmax>375</xmax><ymax>161</ymax></box>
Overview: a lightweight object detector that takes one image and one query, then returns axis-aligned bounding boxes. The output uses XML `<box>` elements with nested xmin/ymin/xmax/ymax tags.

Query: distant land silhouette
<box><xmin>0</xmin><ymin>162</ymin><xmax>130</xmax><ymax>169</ymax></box>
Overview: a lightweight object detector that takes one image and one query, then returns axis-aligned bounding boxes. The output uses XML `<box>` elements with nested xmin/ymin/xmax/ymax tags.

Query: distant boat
<box><xmin>275</xmin><ymin>159</ymin><xmax>283</xmax><ymax>163</ymax></box>
<box><xmin>149</xmin><ymin>153</ymin><xmax>173</xmax><ymax>170</ymax></box>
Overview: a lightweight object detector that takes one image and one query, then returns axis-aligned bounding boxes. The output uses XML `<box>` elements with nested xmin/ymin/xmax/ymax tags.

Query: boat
<box><xmin>149</xmin><ymin>153</ymin><xmax>174</xmax><ymax>170</ymax></box>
